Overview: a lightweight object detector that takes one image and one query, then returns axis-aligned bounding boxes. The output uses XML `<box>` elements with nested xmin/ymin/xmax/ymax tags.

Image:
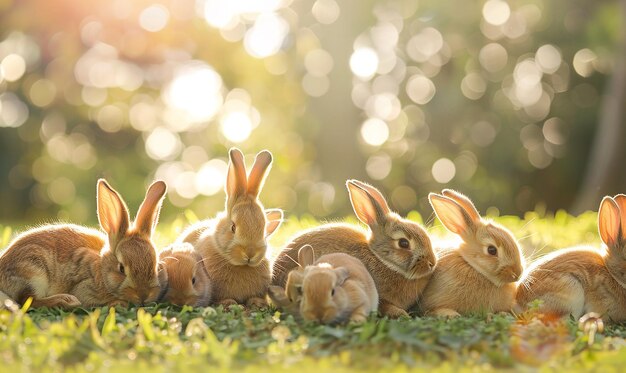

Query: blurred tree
<box><xmin>0</xmin><ymin>0</ymin><xmax>623</xmax><ymax>226</ymax></box>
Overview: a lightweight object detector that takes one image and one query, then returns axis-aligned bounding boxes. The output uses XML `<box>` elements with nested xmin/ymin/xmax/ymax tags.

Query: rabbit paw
<box><xmin>578</xmin><ymin>312</ymin><xmax>604</xmax><ymax>345</ymax></box>
<box><xmin>379</xmin><ymin>303</ymin><xmax>408</xmax><ymax>318</ymax></box>
<box><xmin>349</xmin><ymin>313</ymin><xmax>368</xmax><ymax>323</ymax></box>
<box><xmin>107</xmin><ymin>300</ymin><xmax>129</xmax><ymax>308</ymax></box>
<box><xmin>431</xmin><ymin>308</ymin><xmax>461</xmax><ymax>318</ymax></box>
<box><xmin>246</xmin><ymin>297</ymin><xmax>268</xmax><ymax>309</ymax></box>
<box><xmin>33</xmin><ymin>294</ymin><xmax>81</xmax><ymax>309</ymax></box>
<box><xmin>218</xmin><ymin>299</ymin><xmax>239</xmax><ymax>310</ymax></box>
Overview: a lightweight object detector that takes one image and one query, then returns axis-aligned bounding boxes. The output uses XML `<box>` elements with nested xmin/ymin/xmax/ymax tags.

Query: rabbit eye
<box><xmin>231</xmin><ymin>222</ymin><xmax>236</xmax><ymax>234</ymax></box>
<box><xmin>487</xmin><ymin>245</ymin><xmax>498</xmax><ymax>256</ymax></box>
<box><xmin>192</xmin><ymin>277</ymin><xmax>196</xmax><ymax>285</ymax></box>
<box><xmin>398</xmin><ymin>238</ymin><xmax>410</xmax><ymax>249</ymax></box>
<box><xmin>118</xmin><ymin>263</ymin><xmax>125</xmax><ymax>275</ymax></box>
<box><xmin>331</xmin><ymin>288</ymin><xmax>335</xmax><ymax>296</ymax></box>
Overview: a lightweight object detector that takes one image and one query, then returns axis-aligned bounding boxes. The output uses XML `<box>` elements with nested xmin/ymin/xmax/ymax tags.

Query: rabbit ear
<box><xmin>614</xmin><ymin>194</ymin><xmax>626</xmax><ymax>241</ymax></box>
<box><xmin>346</xmin><ymin>180</ymin><xmax>389</xmax><ymax>227</ymax></box>
<box><xmin>97</xmin><ymin>179</ymin><xmax>130</xmax><ymax>249</ymax></box>
<box><xmin>134</xmin><ymin>180</ymin><xmax>167</xmax><ymax>237</ymax></box>
<box><xmin>226</xmin><ymin>148</ymin><xmax>248</xmax><ymax>205</ymax></box>
<box><xmin>247</xmin><ymin>150</ymin><xmax>273</xmax><ymax>197</ymax></box>
<box><xmin>599</xmin><ymin>196</ymin><xmax>621</xmax><ymax>248</ymax></box>
<box><xmin>265</xmin><ymin>209</ymin><xmax>283</xmax><ymax>236</ymax></box>
<box><xmin>429</xmin><ymin>193</ymin><xmax>476</xmax><ymax>236</ymax></box>
<box><xmin>334</xmin><ymin>267</ymin><xmax>349</xmax><ymax>285</ymax></box>
<box><xmin>298</xmin><ymin>245</ymin><xmax>316</xmax><ymax>267</ymax></box>
<box><xmin>441</xmin><ymin>189</ymin><xmax>481</xmax><ymax>224</ymax></box>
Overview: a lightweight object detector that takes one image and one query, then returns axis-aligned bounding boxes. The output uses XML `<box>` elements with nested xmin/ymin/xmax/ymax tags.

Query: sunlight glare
<box><xmin>196</xmin><ymin>159</ymin><xmax>228</xmax><ymax>196</ymax></box>
<box><xmin>163</xmin><ymin>63</ymin><xmax>223</xmax><ymax>125</ymax></box>
<box><xmin>432</xmin><ymin>158</ymin><xmax>456</xmax><ymax>183</ymax></box>
<box><xmin>244</xmin><ymin>13</ymin><xmax>289</xmax><ymax>58</ymax></box>
<box><xmin>220</xmin><ymin>111</ymin><xmax>253</xmax><ymax>143</ymax></box>
<box><xmin>360</xmin><ymin>118</ymin><xmax>389</xmax><ymax>146</ymax></box>
<box><xmin>350</xmin><ymin>47</ymin><xmax>379</xmax><ymax>80</ymax></box>
<box><xmin>139</xmin><ymin>5</ymin><xmax>170</xmax><ymax>32</ymax></box>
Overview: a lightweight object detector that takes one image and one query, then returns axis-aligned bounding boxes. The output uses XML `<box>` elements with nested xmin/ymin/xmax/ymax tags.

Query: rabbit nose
<box><xmin>427</xmin><ymin>261</ymin><xmax>435</xmax><ymax>270</ymax></box>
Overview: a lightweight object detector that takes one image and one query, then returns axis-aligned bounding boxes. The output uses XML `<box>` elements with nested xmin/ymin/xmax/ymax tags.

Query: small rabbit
<box><xmin>178</xmin><ymin>148</ymin><xmax>283</xmax><ymax>307</ymax></box>
<box><xmin>295</xmin><ymin>245</ymin><xmax>378</xmax><ymax>323</ymax></box>
<box><xmin>272</xmin><ymin>179</ymin><xmax>436</xmax><ymax>318</ymax></box>
<box><xmin>517</xmin><ymin>195</ymin><xmax>626</xmax><ymax>329</ymax></box>
<box><xmin>0</xmin><ymin>179</ymin><xmax>167</xmax><ymax>308</ymax></box>
<box><xmin>418</xmin><ymin>190</ymin><xmax>524</xmax><ymax>317</ymax></box>
<box><xmin>158</xmin><ymin>242</ymin><xmax>212</xmax><ymax>307</ymax></box>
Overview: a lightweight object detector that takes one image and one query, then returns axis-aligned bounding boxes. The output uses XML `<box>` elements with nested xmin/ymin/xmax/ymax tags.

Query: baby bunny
<box><xmin>0</xmin><ymin>179</ymin><xmax>167</xmax><ymax>308</ymax></box>
<box><xmin>177</xmin><ymin>148</ymin><xmax>283</xmax><ymax>307</ymax></box>
<box><xmin>158</xmin><ymin>242</ymin><xmax>212</xmax><ymax>307</ymax></box>
<box><xmin>517</xmin><ymin>195</ymin><xmax>626</xmax><ymax>329</ymax></box>
<box><xmin>419</xmin><ymin>190</ymin><xmax>524</xmax><ymax>317</ymax></box>
<box><xmin>295</xmin><ymin>245</ymin><xmax>378</xmax><ymax>323</ymax></box>
<box><xmin>272</xmin><ymin>179</ymin><xmax>436</xmax><ymax>318</ymax></box>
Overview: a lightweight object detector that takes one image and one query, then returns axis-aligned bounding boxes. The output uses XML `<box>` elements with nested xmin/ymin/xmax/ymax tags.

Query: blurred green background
<box><xmin>0</xmin><ymin>0</ymin><xmax>624</xmax><ymax>226</ymax></box>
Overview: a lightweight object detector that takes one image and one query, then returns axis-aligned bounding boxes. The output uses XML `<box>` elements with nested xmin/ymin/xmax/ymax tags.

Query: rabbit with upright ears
<box><xmin>517</xmin><ymin>195</ymin><xmax>626</xmax><ymax>330</ymax></box>
<box><xmin>158</xmin><ymin>242</ymin><xmax>212</xmax><ymax>307</ymax></box>
<box><xmin>294</xmin><ymin>245</ymin><xmax>378</xmax><ymax>323</ymax></box>
<box><xmin>419</xmin><ymin>189</ymin><xmax>524</xmax><ymax>317</ymax></box>
<box><xmin>178</xmin><ymin>148</ymin><xmax>283</xmax><ymax>307</ymax></box>
<box><xmin>0</xmin><ymin>179</ymin><xmax>167</xmax><ymax>308</ymax></box>
<box><xmin>272</xmin><ymin>179</ymin><xmax>436</xmax><ymax>318</ymax></box>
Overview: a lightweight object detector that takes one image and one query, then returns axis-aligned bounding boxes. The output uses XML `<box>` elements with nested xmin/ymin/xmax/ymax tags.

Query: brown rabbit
<box><xmin>272</xmin><ymin>180</ymin><xmax>436</xmax><ymax>318</ymax></box>
<box><xmin>418</xmin><ymin>190</ymin><xmax>524</xmax><ymax>317</ymax></box>
<box><xmin>517</xmin><ymin>195</ymin><xmax>626</xmax><ymax>329</ymax></box>
<box><xmin>0</xmin><ymin>179</ymin><xmax>167</xmax><ymax>308</ymax></box>
<box><xmin>293</xmin><ymin>245</ymin><xmax>378</xmax><ymax>323</ymax></box>
<box><xmin>158</xmin><ymin>243</ymin><xmax>212</xmax><ymax>307</ymax></box>
<box><xmin>177</xmin><ymin>148</ymin><xmax>283</xmax><ymax>307</ymax></box>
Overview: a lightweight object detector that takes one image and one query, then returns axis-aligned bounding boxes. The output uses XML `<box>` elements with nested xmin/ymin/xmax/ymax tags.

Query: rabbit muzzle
<box><xmin>497</xmin><ymin>265</ymin><xmax>522</xmax><ymax>283</ymax></box>
<box><xmin>230</xmin><ymin>244</ymin><xmax>267</xmax><ymax>266</ymax></box>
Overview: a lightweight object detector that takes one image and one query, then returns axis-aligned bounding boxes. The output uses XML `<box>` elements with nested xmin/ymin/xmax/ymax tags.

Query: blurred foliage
<box><xmin>0</xmin><ymin>0</ymin><xmax>622</xmax><ymax>225</ymax></box>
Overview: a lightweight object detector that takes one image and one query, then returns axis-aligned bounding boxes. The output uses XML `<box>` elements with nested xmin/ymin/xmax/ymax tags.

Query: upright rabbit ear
<box><xmin>247</xmin><ymin>150</ymin><xmax>273</xmax><ymax>197</ymax></box>
<box><xmin>441</xmin><ymin>189</ymin><xmax>481</xmax><ymax>224</ymax></box>
<box><xmin>134</xmin><ymin>180</ymin><xmax>167</xmax><ymax>237</ymax></box>
<box><xmin>334</xmin><ymin>267</ymin><xmax>350</xmax><ymax>285</ymax></box>
<box><xmin>97</xmin><ymin>179</ymin><xmax>130</xmax><ymax>250</ymax></box>
<box><xmin>599</xmin><ymin>196</ymin><xmax>621</xmax><ymax>248</ymax></box>
<box><xmin>614</xmin><ymin>194</ymin><xmax>626</xmax><ymax>241</ymax></box>
<box><xmin>226</xmin><ymin>148</ymin><xmax>248</xmax><ymax>205</ymax></box>
<box><xmin>346</xmin><ymin>180</ymin><xmax>390</xmax><ymax>227</ymax></box>
<box><xmin>298</xmin><ymin>245</ymin><xmax>315</xmax><ymax>267</ymax></box>
<box><xmin>429</xmin><ymin>193</ymin><xmax>476</xmax><ymax>237</ymax></box>
<box><xmin>265</xmin><ymin>209</ymin><xmax>283</xmax><ymax>237</ymax></box>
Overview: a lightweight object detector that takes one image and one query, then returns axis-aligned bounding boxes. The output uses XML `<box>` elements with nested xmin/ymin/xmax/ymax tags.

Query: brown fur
<box><xmin>297</xmin><ymin>249</ymin><xmax>378</xmax><ymax>323</ymax></box>
<box><xmin>159</xmin><ymin>243</ymin><xmax>212</xmax><ymax>307</ymax></box>
<box><xmin>517</xmin><ymin>195</ymin><xmax>626</xmax><ymax>322</ymax></box>
<box><xmin>0</xmin><ymin>179</ymin><xmax>167</xmax><ymax>308</ymax></box>
<box><xmin>272</xmin><ymin>180</ymin><xmax>436</xmax><ymax>318</ymax></box>
<box><xmin>177</xmin><ymin>148</ymin><xmax>282</xmax><ymax>306</ymax></box>
<box><xmin>419</xmin><ymin>190</ymin><xmax>524</xmax><ymax>316</ymax></box>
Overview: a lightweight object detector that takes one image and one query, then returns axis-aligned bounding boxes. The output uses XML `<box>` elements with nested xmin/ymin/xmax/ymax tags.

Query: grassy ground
<box><xmin>0</xmin><ymin>210</ymin><xmax>624</xmax><ymax>372</ymax></box>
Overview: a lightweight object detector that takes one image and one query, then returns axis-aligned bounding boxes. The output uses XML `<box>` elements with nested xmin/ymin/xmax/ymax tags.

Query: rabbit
<box><xmin>0</xmin><ymin>179</ymin><xmax>167</xmax><ymax>308</ymax></box>
<box><xmin>158</xmin><ymin>242</ymin><xmax>212</xmax><ymax>307</ymax></box>
<box><xmin>517</xmin><ymin>194</ymin><xmax>626</xmax><ymax>329</ymax></box>
<box><xmin>418</xmin><ymin>189</ymin><xmax>525</xmax><ymax>317</ymax></box>
<box><xmin>272</xmin><ymin>179</ymin><xmax>436</xmax><ymax>318</ymax></box>
<box><xmin>177</xmin><ymin>148</ymin><xmax>283</xmax><ymax>308</ymax></box>
<box><xmin>294</xmin><ymin>245</ymin><xmax>378</xmax><ymax>323</ymax></box>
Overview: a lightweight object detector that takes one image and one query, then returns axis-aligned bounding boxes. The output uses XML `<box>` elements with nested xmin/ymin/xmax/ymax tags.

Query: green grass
<box><xmin>0</xmin><ymin>211</ymin><xmax>624</xmax><ymax>372</ymax></box>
